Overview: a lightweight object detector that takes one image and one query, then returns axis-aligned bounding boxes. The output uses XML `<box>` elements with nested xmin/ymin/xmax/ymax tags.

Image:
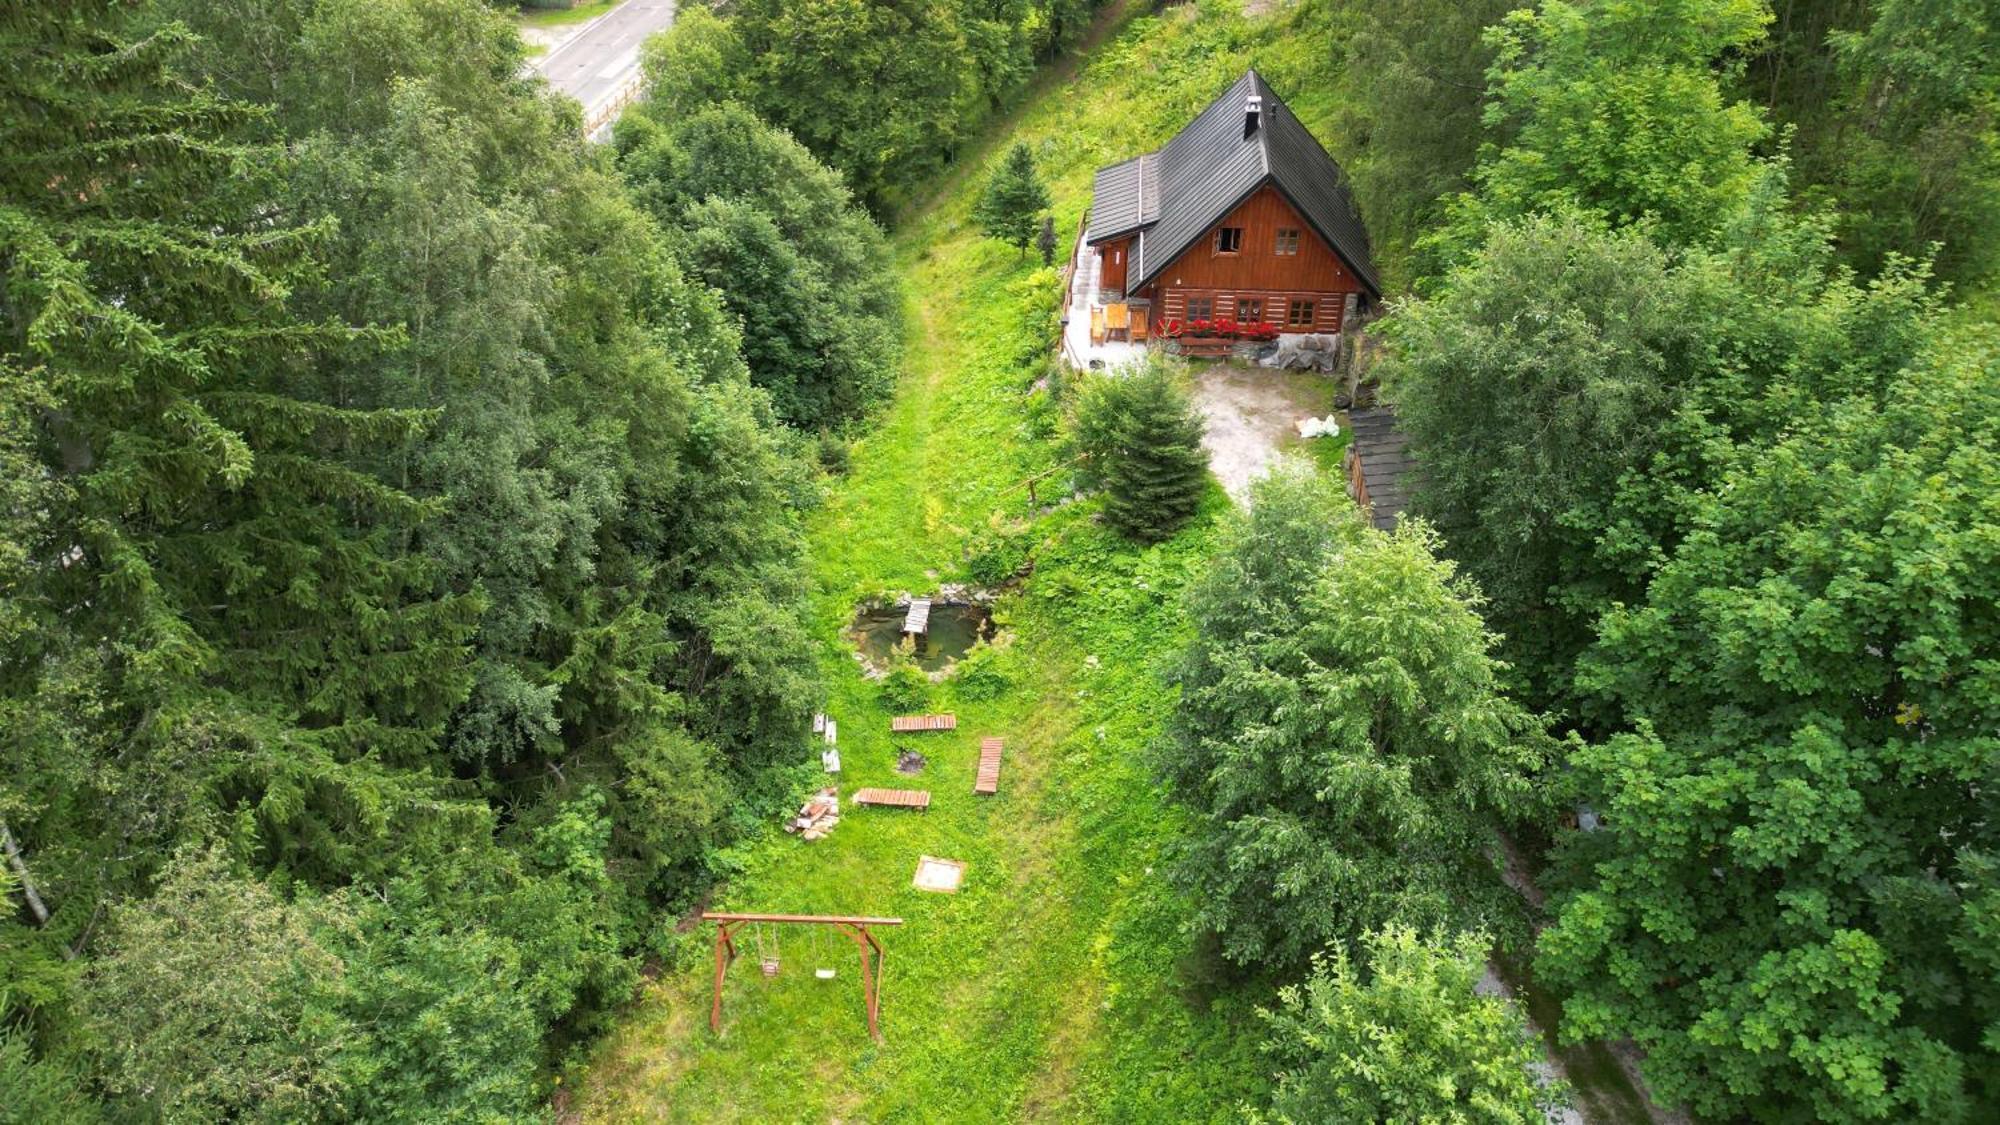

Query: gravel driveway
<box><xmin>1188</xmin><ymin>363</ymin><xmax>1338</xmax><ymax>503</ymax></box>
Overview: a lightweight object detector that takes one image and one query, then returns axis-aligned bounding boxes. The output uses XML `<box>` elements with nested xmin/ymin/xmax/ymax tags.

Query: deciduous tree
<box><xmin>1257</xmin><ymin>926</ymin><xmax>1559</xmax><ymax>1124</ymax></box>
<box><xmin>1451</xmin><ymin>0</ymin><xmax>1771</xmax><ymax>254</ymax></box>
<box><xmin>1538</xmin><ymin>329</ymin><xmax>2000</xmax><ymax>1122</ymax></box>
<box><xmin>1158</xmin><ymin>465</ymin><xmax>1550</xmax><ymax>969</ymax></box>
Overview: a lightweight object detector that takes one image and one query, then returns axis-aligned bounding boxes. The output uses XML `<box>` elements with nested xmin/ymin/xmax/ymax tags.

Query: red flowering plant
<box><xmin>1244</xmin><ymin>321</ymin><xmax>1280</xmax><ymax>342</ymax></box>
<box><xmin>1188</xmin><ymin>318</ymin><xmax>1216</xmax><ymax>337</ymax></box>
<box><xmin>1213</xmin><ymin>317</ymin><xmax>1241</xmax><ymax>338</ymax></box>
<box><xmin>1159</xmin><ymin>318</ymin><xmax>1185</xmax><ymax>338</ymax></box>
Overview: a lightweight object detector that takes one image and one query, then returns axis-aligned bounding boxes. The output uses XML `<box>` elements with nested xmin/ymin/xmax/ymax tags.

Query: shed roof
<box><xmin>1348</xmin><ymin>406</ymin><xmax>1414</xmax><ymax>531</ymax></box>
<box><xmin>1086</xmin><ymin>70</ymin><xmax>1380</xmax><ymax>298</ymax></box>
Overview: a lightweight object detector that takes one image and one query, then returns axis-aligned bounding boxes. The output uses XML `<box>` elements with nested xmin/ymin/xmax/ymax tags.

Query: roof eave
<box><xmin>1086</xmin><ymin>222</ymin><xmax>1152</xmax><ymax>246</ymax></box>
<box><xmin>1262</xmin><ymin>177</ymin><xmax>1382</xmax><ymax>299</ymax></box>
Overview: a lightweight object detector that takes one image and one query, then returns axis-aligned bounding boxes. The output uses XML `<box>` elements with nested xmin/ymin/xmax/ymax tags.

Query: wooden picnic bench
<box><xmin>1089</xmin><ymin>306</ymin><xmax>1107</xmax><ymax>346</ymax></box>
<box><xmin>974</xmin><ymin>737</ymin><xmax>1004</xmax><ymax>795</ymax></box>
<box><xmin>891</xmin><ymin>713</ymin><xmax>956</xmax><ymax>733</ymax></box>
<box><xmin>851</xmin><ymin>788</ymin><xmax>931</xmax><ymax>811</ymax></box>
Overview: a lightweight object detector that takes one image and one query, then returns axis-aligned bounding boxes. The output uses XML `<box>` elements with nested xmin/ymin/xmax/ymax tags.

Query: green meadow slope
<box><xmin>573</xmin><ymin>4</ymin><xmax>1350</xmax><ymax>1120</ymax></box>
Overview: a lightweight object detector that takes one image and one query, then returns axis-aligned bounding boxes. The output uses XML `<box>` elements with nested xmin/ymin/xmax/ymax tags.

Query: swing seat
<box><xmin>815</xmin><ymin>967</ymin><xmax>837</xmax><ymax>980</ymax></box>
<box><xmin>760</xmin><ymin>957</ymin><xmax>780</xmax><ymax>977</ymax></box>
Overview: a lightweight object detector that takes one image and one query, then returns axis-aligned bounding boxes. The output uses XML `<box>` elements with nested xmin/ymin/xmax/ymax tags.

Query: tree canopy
<box><xmin>1158</xmin><ymin>465</ymin><xmax>1551</xmax><ymax>970</ymax></box>
<box><xmin>1538</xmin><ymin>329</ymin><xmax>2000</xmax><ymax>1122</ymax></box>
<box><xmin>617</xmin><ymin>100</ymin><xmax>901</xmax><ymax>430</ymax></box>
<box><xmin>2</xmin><ymin>0</ymin><xmax>818</xmax><ymax>1115</ymax></box>
<box><xmin>1366</xmin><ymin>0</ymin><xmax>2000</xmax><ymax>1117</ymax></box>
<box><xmin>637</xmin><ymin>0</ymin><xmax>1107</xmax><ymax>211</ymax></box>
<box><xmin>1258</xmin><ymin>926</ymin><xmax>1560</xmax><ymax>1125</ymax></box>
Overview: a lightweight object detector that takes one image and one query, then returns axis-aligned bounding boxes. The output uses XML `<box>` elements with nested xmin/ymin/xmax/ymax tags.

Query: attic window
<box><xmin>1214</xmin><ymin>227</ymin><xmax>1243</xmax><ymax>255</ymax></box>
<box><xmin>1275</xmin><ymin>228</ymin><xmax>1300</xmax><ymax>256</ymax></box>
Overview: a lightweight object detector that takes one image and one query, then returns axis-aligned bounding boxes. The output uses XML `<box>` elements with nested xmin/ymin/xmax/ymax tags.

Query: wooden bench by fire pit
<box><xmin>891</xmin><ymin>714</ymin><xmax>956</xmax><ymax>733</ymax></box>
<box><xmin>974</xmin><ymin>738</ymin><xmax>1005</xmax><ymax>796</ymax></box>
<box><xmin>851</xmin><ymin>788</ymin><xmax>931</xmax><ymax>811</ymax></box>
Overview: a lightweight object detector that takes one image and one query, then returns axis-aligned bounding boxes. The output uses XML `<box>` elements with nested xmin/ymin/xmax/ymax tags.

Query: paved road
<box><xmin>533</xmin><ymin>1</ymin><xmax>676</xmax><ymax>128</ymax></box>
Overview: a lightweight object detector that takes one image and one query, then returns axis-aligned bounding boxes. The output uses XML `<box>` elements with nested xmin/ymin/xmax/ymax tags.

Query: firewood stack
<box><xmin>785</xmin><ymin>786</ymin><xmax>841</xmax><ymax>841</ymax></box>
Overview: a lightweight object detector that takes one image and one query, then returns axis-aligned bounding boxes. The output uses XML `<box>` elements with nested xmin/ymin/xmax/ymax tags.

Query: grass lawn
<box><xmin>517</xmin><ymin>0</ymin><xmax>618</xmax><ymax>31</ymax></box>
<box><xmin>569</xmin><ymin>1</ymin><xmax>1657</xmax><ymax>1119</ymax></box>
<box><xmin>570</xmin><ymin>3</ymin><xmax>1333</xmax><ymax>1119</ymax></box>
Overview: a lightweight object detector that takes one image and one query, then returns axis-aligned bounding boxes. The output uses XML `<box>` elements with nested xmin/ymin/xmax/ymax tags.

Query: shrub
<box><xmin>965</xmin><ymin>524</ymin><xmax>1032</xmax><ymax>587</ymax></box>
<box><xmin>877</xmin><ymin>650</ymin><xmax>930</xmax><ymax>712</ymax></box>
<box><xmin>951</xmin><ymin>641</ymin><xmax>1012</xmax><ymax>702</ymax></box>
<box><xmin>1256</xmin><ymin>926</ymin><xmax>1560</xmax><ymax>1124</ymax></box>
<box><xmin>816</xmin><ymin>431</ymin><xmax>852</xmax><ymax>475</ymax></box>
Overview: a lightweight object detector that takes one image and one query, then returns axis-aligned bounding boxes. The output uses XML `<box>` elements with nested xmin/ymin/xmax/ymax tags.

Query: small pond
<box><xmin>850</xmin><ymin>601</ymin><xmax>994</xmax><ymax>672</ymax></box>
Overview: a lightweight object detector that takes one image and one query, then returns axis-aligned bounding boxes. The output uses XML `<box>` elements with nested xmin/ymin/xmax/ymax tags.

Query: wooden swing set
<box><xmin>703</xmin><ymin>912</ymin><xmax>904</xmax><ymax>1042</ymax></box>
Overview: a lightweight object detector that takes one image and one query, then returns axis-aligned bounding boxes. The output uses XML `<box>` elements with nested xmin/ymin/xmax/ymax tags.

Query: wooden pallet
<box><xmin>903</xmin><ymin>598</ymin><xmax>931</xmax><ymax>635</ymax></box>
<box><xmin>974</xmin><ymin>737</ymin><xmax>1004</xmax><ymax>795</ymax></box>
<box><xmin>891</xmin><ymin>713</ymin><xmax>956</xmax><ymax>733</ymax></box>
<box><xmin>852</xmin><ymin>787</ymin><xmax>931</xmax><ymax>810</ymax></box>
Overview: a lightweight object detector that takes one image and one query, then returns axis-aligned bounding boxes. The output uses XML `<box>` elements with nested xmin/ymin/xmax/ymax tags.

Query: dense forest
<box><xmin>4</xmin><ymin>0</ymin><xmax>1998</xmax><ymax>1121</ymax></box>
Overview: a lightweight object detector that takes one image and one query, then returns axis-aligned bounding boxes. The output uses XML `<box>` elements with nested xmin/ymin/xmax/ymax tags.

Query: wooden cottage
<box><xmin>1084</xmin><ymin>70</ymin><xmax>1380</xmax><ymax>342</ymax></box>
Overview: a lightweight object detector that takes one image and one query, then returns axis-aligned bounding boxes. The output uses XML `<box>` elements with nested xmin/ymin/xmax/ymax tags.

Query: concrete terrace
<box><xmin>1060</xmin><ymin>226</ymin><xmax>1146</xmax><ymax>370</ymax></box>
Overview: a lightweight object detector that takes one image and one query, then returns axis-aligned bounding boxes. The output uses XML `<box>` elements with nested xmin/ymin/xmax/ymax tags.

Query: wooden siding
<box><xmin>1156</xmin><ymin>287</ymin><xmax>1346</xmax><ymax>333</ymax></box>
<box><xmin>1150</xmin><ymin>185</ymin><xmax>1363</xmax><ymax>297</ymax></box>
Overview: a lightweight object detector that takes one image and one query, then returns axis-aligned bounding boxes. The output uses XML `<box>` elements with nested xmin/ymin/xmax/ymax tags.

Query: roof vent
<box><xmin>1243</xmin><ymin>93</ymin><xmax>1263</xmax><ymax>139</ymax></box>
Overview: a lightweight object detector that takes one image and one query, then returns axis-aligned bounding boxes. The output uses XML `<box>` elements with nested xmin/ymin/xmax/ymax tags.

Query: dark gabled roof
<box><xmin>1348</xmin><ymin>406</ymin><xmax>1414</xmax><ymax>531</ymax></box>
<box><xmin>1089</xmin><ymin>70</ymin><xmax>1379</xmax><ymax>297</ymax></box>
<box><xmin>1087</xmin><ymin>153</ymin><xmax>1159</xmax><ymax>242</ymax></box>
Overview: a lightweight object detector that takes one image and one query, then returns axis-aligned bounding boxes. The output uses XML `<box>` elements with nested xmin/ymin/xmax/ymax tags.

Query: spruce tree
<box><xmin>1074</xmin><ymin>361</ymin><xmax>1210</xmax><ymax>542</ymax></box>
<box><xmin>0</xmin><ymin>1</ymin><xmax>478</xmax><ymax>891</ymax></box>
<box><xmin>974</xmin><ymin>141</ymin><xmax>1051</xmax><ymax>257</ymax></box>
<box><xmin>1037</xmin><ymin>214</ymin><xmax>1058</xmax><ymax>266</ymax></box>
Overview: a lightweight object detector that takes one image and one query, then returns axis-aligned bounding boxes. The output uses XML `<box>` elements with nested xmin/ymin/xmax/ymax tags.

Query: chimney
<box><xmin>1243</xmin><ymin>93</ymin><xmax>1263</xmax><ymax>139</ymax></box>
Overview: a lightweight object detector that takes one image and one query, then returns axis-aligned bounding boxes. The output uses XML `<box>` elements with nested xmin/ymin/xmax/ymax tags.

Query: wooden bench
<box><xmin>851</xmin><ymin>788</ymin><xmax>931</xmax><ymax>811</ymax></box>
<box><xmin>974</xmin><ymin>737</ymin><xmax>1004</xmax><ymax>795</ymax></box>
<box><xmin>891</xmin><ymin>713</ymin><xmax>956</xmax><ymax>733</ymax></box>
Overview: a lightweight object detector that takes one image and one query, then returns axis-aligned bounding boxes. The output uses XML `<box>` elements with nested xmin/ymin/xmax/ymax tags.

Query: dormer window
<box><xmin>1215</xmin><ymin>227</ymin><xmax>1243</xmax><ymax>254</ymax></box>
